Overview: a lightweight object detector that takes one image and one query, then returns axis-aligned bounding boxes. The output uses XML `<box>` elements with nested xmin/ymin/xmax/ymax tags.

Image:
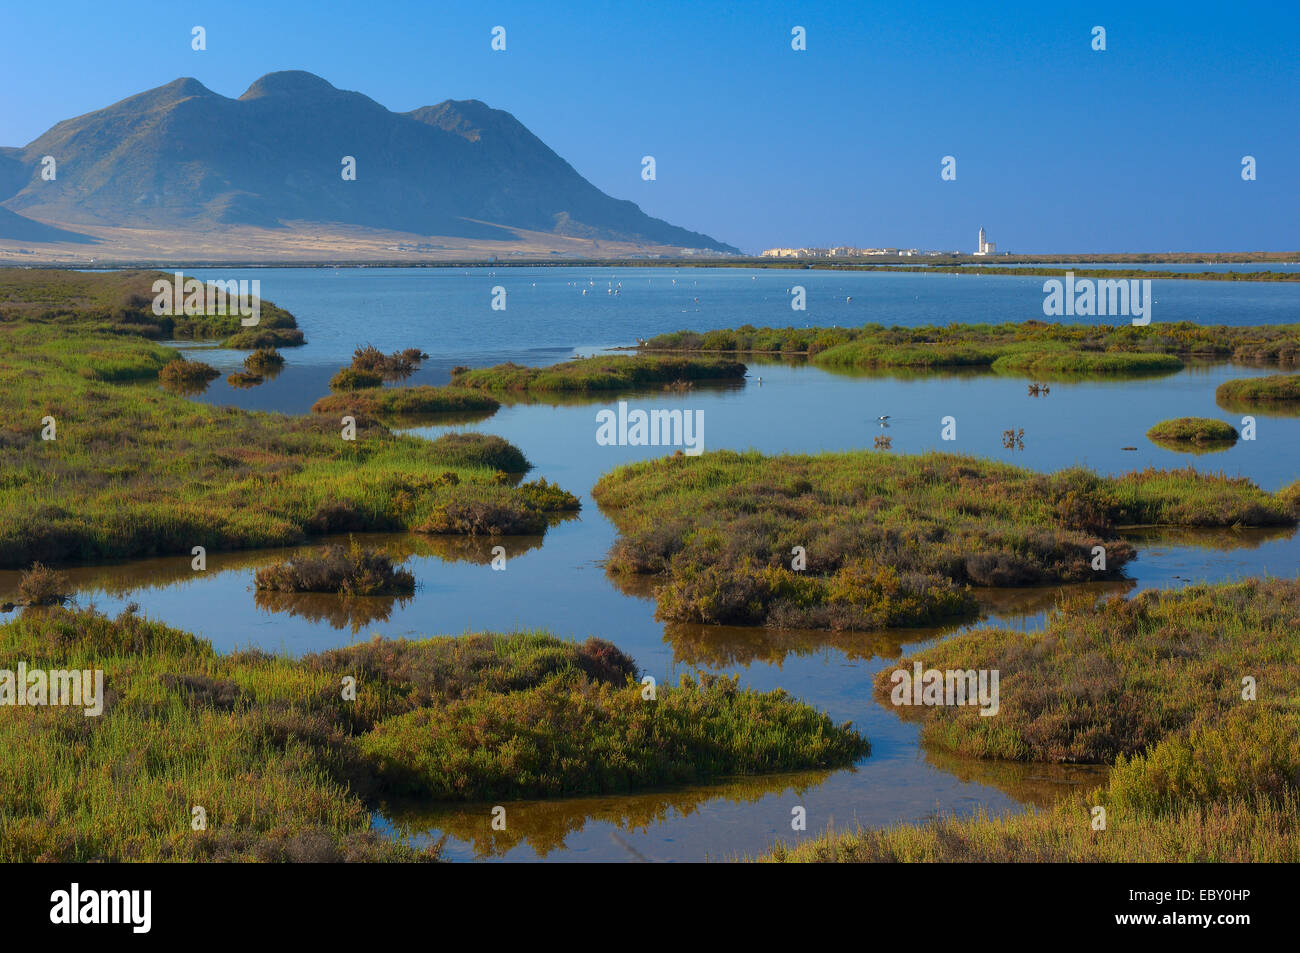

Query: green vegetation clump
<box><xmin>15</xmin><ymin>562</ymin><xmax>71</xmax><ymax>606</ymax></box>
<box><xmin>330</xmin><ymin>367</ymin><xmax>384</xmax><ymax>391</ymax></box>
<box><xmin>158</xmin><ymin>357</ymin><xmax>220</xmax><ymax>389</ymax></box>
<box><xmin>419</xmin><ymin>477</ymin><xmax>578</xmax><ymax>535</ymax></box>
<box><xmin>0</xmin><ymin>268</ymin><xmax>304</xmax><ymax>349</ymax></box>
<box><xmin>350</xmin><ymin>345</ymin><xmax>428</xmax><ymax>381</ymax></box>
<box><xmin>593</xmin><ymin>451</ymin><xmax>1294</xmax><ymax>630</ymax></box>
<box><xmin>1216</xmin><ymin>373</ymin><xmax>1300</xmax><ymax>406</ymax></box>
<box><xmin>362</xmin><ymin>671</ymin><xmax>868</xmax><ymax>800</ymax></box>
<box><xmin>423</xmin><ymin>432</ymin><xmax>529</xmax><ymax>473</ymax></box>
<box><xmin>989</xmin><ymin>349</ymin><xmax>1183</xmax><ymax>376</ymax></box>
<box><xmin>761</xmin><ymin>793</ymin><xmax>1300</xmax><ymax>862</ymax></box>
<box><xmin>813</xmin><ymin>342</ymin><xmax>1005</xmax><ymax>369</ymax></box>
<box><xmin>243</xmin><ymin>348</ymin><xmax>284</xmax><ymax>372</ymax></box>
<box><xmin>765</xmin><ymin>578</ymin><xmax>1300</xmax><ymax>862</ymax></box>
<box><xmin>312</xmin><ymin>386</ymin><xmax>499</xmax><ymax>419</ymax></box>
<box><xmin>0</xmin><ymin>605</ymin><xmax>429</xmax><ymax>862</ymax></box>
<box><xmin>327</xmin><ymin>345</ymin><xmax>430</xmax><ymax>393</ymax></box>
<box><xmin>1146</xmin><ymin>417</ymin><xmax>1239</xmax><ymax>447</ymax></box>
<box><xmin>0</xmin><ymin>273</ymin><xmax>579</xmax><ymax>568</ymax></box>
<box><xmin>873</xmin><ymin>578</ymin><xmax>1300</xmax><ymax>763</ymax></box>
<box><xmin>641</xmin><ymin>320</ymin><xmax>1300</xmax><ymax>370</ymax></box>
<box><xmin>316</xmin><ymin>353</ymin><xmax>743</xmax><ymax>418</ymax></box>
<box><xmin>811</xmin><ymin>341</ymin><xmax>1183</xmax><ymax>377</ymax></box>
<box><xmin>0</xmin><ymin>607</ymin><xmax>866</xmax><ymax>860</ymax></box>
<box><xmin>254</xmin><ymin>541</ymin><xmax>416</xmax><ymax>595</ymax></box>
<box><xmin>226</xmin><ymin>370</ymin><xmax>263</xmax><ymax>388</ymax></box>
<box><xmin>451</xmin><ymin>355</ymin><xmax>747</xmax><ymax>394</ymax></box>
<box><xmin>222</xmin><ymin>326</ymin><xmax>304</xmax><ymax>349</ymax></box>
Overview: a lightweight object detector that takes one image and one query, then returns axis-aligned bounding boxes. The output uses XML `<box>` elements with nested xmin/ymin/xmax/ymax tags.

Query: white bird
<box><xmin>878</xmin><ymin>415</ymin><xmax>890</xmax><ymax>421</ymax></box>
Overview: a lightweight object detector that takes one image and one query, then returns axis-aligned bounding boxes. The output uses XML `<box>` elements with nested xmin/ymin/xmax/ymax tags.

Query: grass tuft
<box><xmin>451</xmin><ymin>355</ymin><xmax>747</xmax><ymax>395</ymax></box>
<box><xmin>254</xmin><ymin>540</ymin><xmax>416</xmax><ymax>596</ymax></box>
<box><xmin>1216</xmin><ymin>373</ymin><xmax>1300</xmax><ymax>407</ymax></box>
<box><xmin>1146</xmin><ymin>417</ymin><xmax>1239</xmax><ymax>448</ymax></box>
<box><xmin>16</xmin><ymin>562</ymin><xmax>71</xmax><ymax>606</ymax></box>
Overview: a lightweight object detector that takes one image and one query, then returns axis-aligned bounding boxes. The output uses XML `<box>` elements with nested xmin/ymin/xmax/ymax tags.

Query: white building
<box><xmin>974</xmin><ymin>227</ymin><xmax>996</xmax><ymax>256</ymax></box>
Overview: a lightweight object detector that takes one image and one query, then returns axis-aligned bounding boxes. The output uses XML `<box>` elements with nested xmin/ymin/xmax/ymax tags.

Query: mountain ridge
<box><xmin>0</xmin><ymin>70</ymin><xmax>738</xmax><ymax>255</ymax></box>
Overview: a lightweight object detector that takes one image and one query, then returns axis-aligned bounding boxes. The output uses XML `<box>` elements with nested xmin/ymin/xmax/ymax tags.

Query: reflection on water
<box><xmin>1121</xmin><ymin>523</ymin><xmax>1297</xmax><ymax>551</ymax></box>
<box><xmin>716</xmin><ymin>352</ymin><xmax>810</xmax><ymax>368</ymax></box>
<box><xmin>159</xmin><ymin>378</ymin><xmax>214</xmax><ymax>397</ymax></box>
<box><xmin>253</xmin><ymin>589</ymin><xmax>413</xmax><ymax>633</ymax></box>
<box><xmin>227</xmin><ymin>363</ymin><xmax>284</xmax><ymax>389</ymax></box>
<box><xmin>663</xmin><ymin>622</ymin><xmax>912</xmax><ymax>669</ymax></box>
<box><xmin>1147</xmin><ymin>436</ymin><xmax>1237</xmax><ymax>455</ymax></box>
<box><xmin>608</xmin><ymin>569</ymin><xmax>1134</xmax><ymax>669</ymax></box>
<box><xmin>0</xmin><ymin>531</ymin><xmax>550</xmax><ymax>606</ymax></box>
<box><xmin>377</xmin><ymin>731</ymin><xmax>1117</xmax><ymax>862</ymax></box>
<box><xmin>967</xmin><ymin>579</ymin><xmax>1135</xmax><ymax>618</ymax></box>
<box><xmin>1216</xmin><ymin>394</ymin><xmax>1300</xmax><ymax>417</ymax></box>
<box><xmin>480</xmin><ymin>378</ymin><xmax>750</xmax><ymax>408</ymax></box>
<box><xmin>919</xmin><ymin>748</ymin><xmax>1109</xmax><ymax>810</ymax></box>
<box><xmin>27</xmin><ymin>266</ymin><xmax>1300</xmax><ymax>859</ymax></box>
<box><xmin>814</xmin><ymin>363</ymin><xmax>996</xmax><ymax>384</ymax></box>
<box><xmin>388</xmin><ymin>408</ymin><xmax>500</xmax><ymax>427</ymax></box>
<box><xmin>381</xmin><ymin>769</ymin><xmax>838</xmax><ymax>861</ymax></box>
<box><xmin>816</xmin><ymin>359</ymin><xmax>1191</xmax><ymax>385</ymax></box>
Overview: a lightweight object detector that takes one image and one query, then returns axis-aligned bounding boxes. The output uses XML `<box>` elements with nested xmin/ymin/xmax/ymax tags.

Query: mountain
<box><xmin>0</xmin><ymin>71</ymin><xmax>738</xmax><ymax>255</ymax></box>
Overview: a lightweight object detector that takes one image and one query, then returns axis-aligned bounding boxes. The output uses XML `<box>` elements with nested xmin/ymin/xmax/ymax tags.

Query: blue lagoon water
<box><xmin>12</xmin><ymin>266</ymin><xmax>1298</xmax><ymax>860</ymax></box>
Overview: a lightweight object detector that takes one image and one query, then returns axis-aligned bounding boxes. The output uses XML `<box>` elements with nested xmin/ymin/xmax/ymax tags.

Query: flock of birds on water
<box><xmin>353</xmin><ymin>267</ymin><xmax>1203</xmax><ymax>455</ymax></box>
<box><xmin>481</xmin><ymin>272</ymin><xmax>895</xmax><ymax>421</ymax></box>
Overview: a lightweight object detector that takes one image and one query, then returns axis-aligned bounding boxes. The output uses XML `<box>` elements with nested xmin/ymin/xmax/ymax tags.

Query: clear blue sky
<box><xmin>3</xmin><ymin>0</ymin><xmax>1297</xmax><ymax>253</ymax></box>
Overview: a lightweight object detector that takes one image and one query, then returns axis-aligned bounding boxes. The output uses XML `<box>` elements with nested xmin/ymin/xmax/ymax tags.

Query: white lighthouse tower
<box><xmin>975</xmin><ymin>227</ymin><xmax>995</xmax><ymax>256</ymax></box>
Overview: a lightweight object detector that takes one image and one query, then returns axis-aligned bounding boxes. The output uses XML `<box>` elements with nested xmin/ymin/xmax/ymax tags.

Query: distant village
<box><xmin>761</xmin><ymin>246</ymin><xmax>938</xmax><ymax>258</ymax></box>
<box><xmin>760</xmin><ymin>228</ymin><xmax>1003</xmax><ymax>259</ymax></box>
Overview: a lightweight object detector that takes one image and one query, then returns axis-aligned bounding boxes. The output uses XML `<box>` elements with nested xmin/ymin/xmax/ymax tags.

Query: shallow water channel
<box><xmin>14</xmin><ymin>267</ymin><xmax>1300</xmax><ymax>860</ymax></box>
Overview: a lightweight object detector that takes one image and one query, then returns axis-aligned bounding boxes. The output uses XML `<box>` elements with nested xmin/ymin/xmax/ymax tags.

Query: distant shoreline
<box><xmin>15</xmin><ymin>254</ymin><xmax>1298</xmax><ymax>281</ymax></box>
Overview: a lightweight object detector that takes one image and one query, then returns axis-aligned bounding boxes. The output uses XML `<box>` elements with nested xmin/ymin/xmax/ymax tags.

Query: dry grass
<box><xmin>15</xmin><ymin>562</ymin><xmax>71</xmax><ymax>606</ymax></box>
